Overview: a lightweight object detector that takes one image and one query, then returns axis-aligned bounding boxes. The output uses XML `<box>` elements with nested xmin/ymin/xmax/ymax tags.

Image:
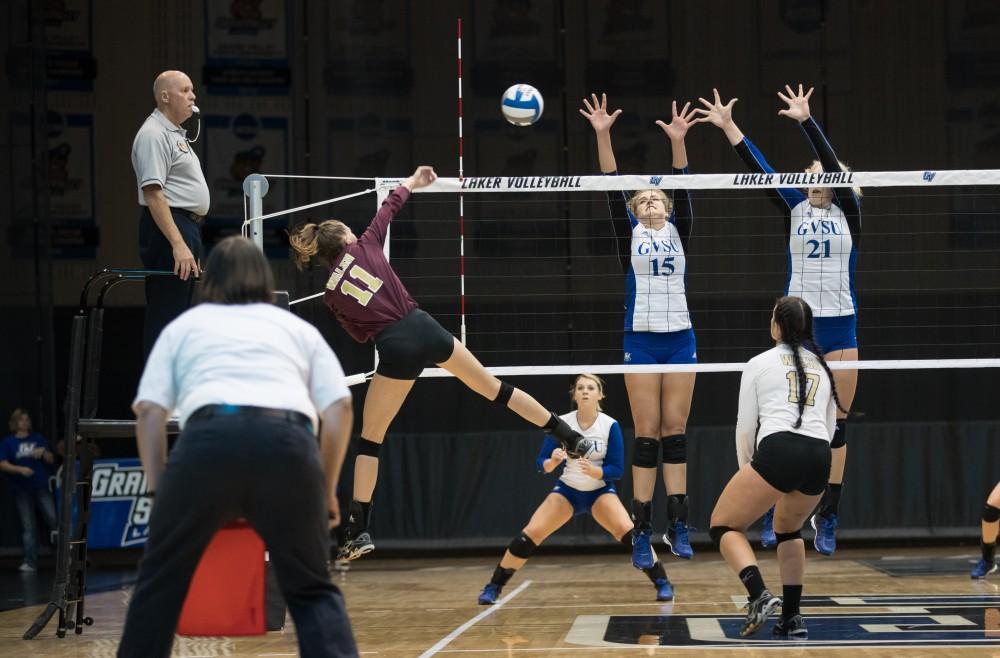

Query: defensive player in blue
<box><xmin>580</xmin><ymin>93</ymin><xmax>699</xmax><ymax>564</ymax></box>
<box><xmin>697</xmin><ymin>85</ymin><xmax>860</xmax><ymax>556</ymax></box>
<box><xmin>971</xmin><ymin>480</ymin><xmax>1000</xmax><ymax>578</ymax></box>
<box><xmin>477</xmin><ymin>374</ymin><xmax>674</xmax><ymax>604</ymax></box>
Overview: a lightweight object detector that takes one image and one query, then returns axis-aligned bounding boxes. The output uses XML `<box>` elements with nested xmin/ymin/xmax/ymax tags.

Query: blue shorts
<box><xmin>813</xmin><ymin>314</ymin><xmax>858</xmax><ymax>353</ymax></box>
<box><xmin>623</xmin><ymin>329</ymin><xmax>697</xmax><ymax>365</ymax></box>
<box><xmin>551</xmin><ymin>482</ymin><xmax>618</xmax><ymax>516</ymax></box>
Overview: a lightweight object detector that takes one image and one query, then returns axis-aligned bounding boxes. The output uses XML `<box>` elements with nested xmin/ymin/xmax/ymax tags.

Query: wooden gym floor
<box><xmin>2</xmin><ymin>545</ymin><xmax>1000</xmax><ymax>657</ymax></box>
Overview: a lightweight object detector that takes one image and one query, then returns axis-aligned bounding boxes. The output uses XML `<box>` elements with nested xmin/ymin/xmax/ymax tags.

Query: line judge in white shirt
<box><xmin>709</xmin><ymin>296</ymin><xmax>846</xmax><ymax>641</ymax></box>
<box><xmin>117</xmin><ymin>236</ymin><xmax>358</xmax><ymax>658</ymax></box>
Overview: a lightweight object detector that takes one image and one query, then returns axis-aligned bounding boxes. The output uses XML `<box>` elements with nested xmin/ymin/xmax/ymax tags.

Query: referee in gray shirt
<box><xmin>131</xmin><ymin>70</ymin><xmax>210</xmax><ymax>359</ymax></box>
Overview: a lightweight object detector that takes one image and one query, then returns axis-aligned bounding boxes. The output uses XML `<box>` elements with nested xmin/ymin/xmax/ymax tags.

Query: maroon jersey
<box><xmin>323</xmin><ymin>186</ymin><xmax>419</xmax><ymax>343</ymax></box>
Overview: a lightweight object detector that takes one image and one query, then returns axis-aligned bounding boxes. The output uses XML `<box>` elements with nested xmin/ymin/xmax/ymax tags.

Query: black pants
<box><xmin>117</xmin><ymin>414</ymin><xmax>358</xmax><ymax>658</ymax></box>
<box><xmin>139</xmin><ymin>207</ymin><xmax>203</xmax><ymax>360</ymax></box>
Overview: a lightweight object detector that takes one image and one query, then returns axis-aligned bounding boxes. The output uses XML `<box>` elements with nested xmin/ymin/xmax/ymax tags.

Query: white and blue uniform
<box><xmin>735</xmin><ymin>118</ymin><xmax>862</xmax><ymax>353</ymax></box>
<box><xmin>536</xmin><ymin>410</ymin><xmax>624</xmax><ymax>515</ymax></box>
<box><xmin>606</xmin><ymin>168</ymin><xmax>697</xmax><ymax>364</ymax></box>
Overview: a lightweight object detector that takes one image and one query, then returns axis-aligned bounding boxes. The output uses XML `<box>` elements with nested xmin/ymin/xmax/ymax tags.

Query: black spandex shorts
<box><xmin>374</xmin><ymin>308</ymin><xmax>456</xmax><ymax>380</ymax></box>
<box><xmin>751</xmin><ymin>431</ymin><xmax>831</xmax><ymax>496</ymax></box>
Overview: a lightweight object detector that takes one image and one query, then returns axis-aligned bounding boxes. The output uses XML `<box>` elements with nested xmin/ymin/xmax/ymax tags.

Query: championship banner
<box><xmin>48</xmin><ymin>109</ymin><xmax>97</xmax><ymax>258</ymax></box>
<box><xmin>44</xmin><ymin>0</ymin><xmax>97</xmax><ymax>91</ymax></box>
<box><xmin>204</xmin><ymin>0</ymin><xmax>290</xmax><ymax>94</ymax></box>
<box><xmin>87</xmin><ymin>458</ymin><xmax>151</xmax><ymax>549</ymax></box>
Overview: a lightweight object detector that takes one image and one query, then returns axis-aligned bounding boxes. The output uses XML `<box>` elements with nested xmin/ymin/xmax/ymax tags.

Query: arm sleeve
<box><xmin>670</xmin><ymin>166</ymin><xmax>693</xmax><ymax>250</ymax></box>
<box><xmin>133</xmin><ymin>131</ymin><xmax>171</xmax><ymax>189</ymax></box>
<box><xmin>536</xmin><ymin>436</ymin><xmax>560</xmax><ymax>472</ymax></box>
<box><xmin>360</xmin><ymin>186</ymin><xmax>411</xmax><ymax>247</ymax></box>
<box><xmin>132</xmin><ymin>327</ymin><xmax>178</xmax><ymax>414</ymax></box>
<box><xmin>734</xmin><ymin>362</ymin><xmax>761</xmax><ymax>468</ymax></box>
<box><xmin>308</xmin><ymin>328</ymin><xmax>352</xmax><ymax>411</ymax></box>
<box><xmin>601</xmin><ymin>421</ymin><xmax>625</xmax><ymax>481</ymax></box>
<box><xmin>733</xmin><ymin>137</ymin><xmax>806</xmax><ymax>211</ymax></box>
<box><xmin>799</xmin><ymin>118</ymin><xmax>862</xmax><ymax>234</ymax></box>
<box><xmin>602</xmin><ymin>172</ymin><xmax>637</xmax><ymax>275</ymax></box>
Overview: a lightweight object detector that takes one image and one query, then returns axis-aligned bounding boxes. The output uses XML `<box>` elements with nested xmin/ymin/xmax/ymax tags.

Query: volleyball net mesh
<box><xmin>255</xmin><ymin>170</ymin><xmax>1000</xmax><ymax>375</ymax></box>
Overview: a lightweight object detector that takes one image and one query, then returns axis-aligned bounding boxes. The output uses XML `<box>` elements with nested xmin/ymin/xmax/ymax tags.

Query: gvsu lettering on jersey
<box><xmin>796</xmin><ymin>220</ymin><xmax>842</xmax><ymax>235</ymax></box>
<box><xmin>636</xmin><ymin>239</ymin><xmax>680</xmax><ymax>255</ymax></box>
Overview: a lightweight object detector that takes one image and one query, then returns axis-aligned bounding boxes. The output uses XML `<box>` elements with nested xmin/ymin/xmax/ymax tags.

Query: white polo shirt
<box><xmin>134</xmin><ymin>303</ymin><xmax>350</xmax><ymax>430</ymax></box>
<box><xmin>131</xmin><ymin>109</ymin><xmax>211</xmax><ymax>216</ymax></box>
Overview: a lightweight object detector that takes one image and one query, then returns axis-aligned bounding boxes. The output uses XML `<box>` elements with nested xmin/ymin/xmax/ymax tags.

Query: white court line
<box><xmin>418</xmin><ymin>580</ymin><xmax>532</xmax><ymax>658</ymax></box>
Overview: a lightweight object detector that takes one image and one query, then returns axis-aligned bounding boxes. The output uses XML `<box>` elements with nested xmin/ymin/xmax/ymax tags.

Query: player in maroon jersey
<box><xmin>289</xmin><ymin>166</ymin><xmax>593</xmax><ymax>561</ymax></box>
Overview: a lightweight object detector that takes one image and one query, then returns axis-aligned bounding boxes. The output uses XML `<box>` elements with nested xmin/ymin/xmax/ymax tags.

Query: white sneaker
<box><xmin>19</xmin><ymin>562</ymin><xmax>36</xmax><ymax>573</ymax></box>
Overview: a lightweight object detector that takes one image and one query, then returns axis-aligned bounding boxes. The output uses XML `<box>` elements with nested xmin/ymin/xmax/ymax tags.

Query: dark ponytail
<box><xmin>773</xmin><ymin>296</ymin><xmax>848</xmax><ymax>428</ymax></box>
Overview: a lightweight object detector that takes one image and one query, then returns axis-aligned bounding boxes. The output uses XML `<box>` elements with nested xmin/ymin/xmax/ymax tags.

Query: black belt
<box><xmin>169</xmin><ymin>207</ymin><xmax>205</xmax><ymax>224</ymax></box>
<box><xmin>189</xmin><ymin>404</ymin><xmax>312</xmax><ymax>431</ymax></box>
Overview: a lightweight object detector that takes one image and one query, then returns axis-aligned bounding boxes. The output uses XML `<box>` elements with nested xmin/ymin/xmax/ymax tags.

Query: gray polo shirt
<box><xmin>131</xmin><ymin>109</ymin><xmax>211</xmax><ymax>216</ymax></box>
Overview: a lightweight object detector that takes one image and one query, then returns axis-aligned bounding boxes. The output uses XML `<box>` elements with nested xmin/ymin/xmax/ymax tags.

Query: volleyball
<box><xmin>501</xmin><ymin>84</ymin><xmax>544</xmax><ymax>126</ymax></box>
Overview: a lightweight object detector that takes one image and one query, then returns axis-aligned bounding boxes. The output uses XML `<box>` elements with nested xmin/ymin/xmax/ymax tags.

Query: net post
<box><xmin>374</xmin><ymin>179</ymin><xmax>399</xmax><ymax>373</ymax></box>
<box><xmin>243</xmin><ymin>174</ymin><xmax>270</xmax><ymax>252</ymax></box>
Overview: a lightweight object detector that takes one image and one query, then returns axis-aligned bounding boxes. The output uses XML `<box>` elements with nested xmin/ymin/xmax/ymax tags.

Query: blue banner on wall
<box><xmin>86</xmin><ymin>458</ymin><xmax>151</xmax><ymax>549</ymax></box>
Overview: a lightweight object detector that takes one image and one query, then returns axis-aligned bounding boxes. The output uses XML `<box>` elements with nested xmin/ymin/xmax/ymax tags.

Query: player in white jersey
<box><xmin>477</xmin><ymin>375</ymin><xmax>674</xmax><ymax>604</ymax></box>
<box><xmin>697</xmin><ymin>84</ymin><xmax>861</xmax><ymax>555</ymax></box>
<box><xmin>580</xmin><ymin>93</ymin><xmax>699</xmax><ymax>566</ymax></box>
<box><xmin>709</xmin><ymin>297</ymin><xmax>846</xmax><ymax>639</ymax></box>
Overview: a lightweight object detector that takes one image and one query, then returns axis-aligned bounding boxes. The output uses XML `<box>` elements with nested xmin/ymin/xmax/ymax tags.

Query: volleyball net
<box><xmin>245</xmin><ymin>169</ymin><xmax>1000</xmax><ymax>383</ymax></box>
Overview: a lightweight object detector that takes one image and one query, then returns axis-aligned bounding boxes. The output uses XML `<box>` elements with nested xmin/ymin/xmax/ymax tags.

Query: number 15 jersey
<box><xmin>323</xmin><ymin>186</ymin><xmax>418</xmax><ymax>343</ymax></box>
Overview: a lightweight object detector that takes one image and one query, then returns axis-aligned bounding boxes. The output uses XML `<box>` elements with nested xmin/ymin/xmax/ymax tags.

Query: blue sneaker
<box><xmin>811</xmin><ymin>513</ymin><xmax>838</xmax><ymax>556</ymax></box>
<box><xmin>478</xmin><ymin>583</ymin><xmax>502</xmax><ymax>605</ymax></box>
<box><xmin>654</xmin><ymin>577</ymin><xmax>674</xmax><ymax>601</ymax></box>
<box><xmin>971</xmin><ymin>559</ymin><xmax>998</xmax><ymax>579</ymax></box>
<box><xmin>632</xmin><ymin>531</ymin><xmax>655</xmax><ymax>570</ymax></box>
<box><xmin>663</xmin><ymin>521</ymin><xmax>694</xmax><ymax>560</ymax></box>
<box><xmin>760</xmin><ymin>507</ymin><xmax>777</xmax><ymax>549</ymax></box>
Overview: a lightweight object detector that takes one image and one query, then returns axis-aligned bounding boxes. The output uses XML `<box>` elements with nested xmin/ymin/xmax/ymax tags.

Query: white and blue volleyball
<box><xmin>501</xmin><ymin>84</ymin><xmax>544</xmax><ymax>126</ymax></box>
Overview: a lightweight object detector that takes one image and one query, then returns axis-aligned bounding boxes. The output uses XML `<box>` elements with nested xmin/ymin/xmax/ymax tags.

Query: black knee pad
<box><xmin>357</xmin><ymin>437</ymin><xmax>382</xmax><ymax>458</ymax></box>
<box><xmin>633</xmin><ymin>437</ymin><xmax>659</xmax><ymax>468</ymax></box>
<box><xmin>830</xmin><ymin>419</ymin><xmax>847</xmax><ymax>448</ymax></box>
<box><xmin>661</xmin><ymin>434</ymin><xmax>687</xmax><ymax>464</ymax></box>
<box><xmin>709</xmin><ymin>525</ymin><xmax>735</xmax><ymax>547</ymax></box>
<box><xmin>508</xmin><ymin>532</ymin><xmax>537</xmax><ymax>559</ymax></box>
<box><xmin>493</xmin><ymin>381</ymin><xmax>515</xmax><ymax>407</ymax></box>
<box><xmin>775</xmin><ymin>529</ymin><xmax>802</xmax><ymax>546</ymax></box>
<box><xmin>984</xmin><ymin>504</ymin><xmax>1000</xmax><ymax>523</ymax></box>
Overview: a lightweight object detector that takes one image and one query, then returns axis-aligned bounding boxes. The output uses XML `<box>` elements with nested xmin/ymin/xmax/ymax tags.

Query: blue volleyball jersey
<box><xmin>536</xmin><ymin>411</ymin><xmax>624</xmax><ymax>491</ymax></box>
<box><xmin>605</xmin><ymin>168</ymin><xmax>694</xmax><ymax>332</ymax></box>
<box><xmin>734</xmin><ymin>118</ymin><xmax>861</xmax><ymax>317</ymax></box>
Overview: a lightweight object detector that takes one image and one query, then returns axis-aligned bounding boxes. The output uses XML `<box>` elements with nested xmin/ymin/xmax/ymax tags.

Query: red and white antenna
<box><xmin>457</xmin><ymin>17</ymin><xmax>467</xmax><ymax>345</ymax></box>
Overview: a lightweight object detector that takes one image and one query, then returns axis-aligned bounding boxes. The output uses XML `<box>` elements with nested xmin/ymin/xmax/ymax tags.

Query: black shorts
<box><xmin>751</xmin><ymin>432</ymin><xmax>831</xmax><ymax>495</ymax></box>
<box><xmin>374</xmin><ymin>308</ymin><xmax>456</xmax><ymax>380</ymax></box>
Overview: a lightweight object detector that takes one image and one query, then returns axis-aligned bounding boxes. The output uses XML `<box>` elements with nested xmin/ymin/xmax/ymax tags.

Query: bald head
<box><xmin>152</xmin><ymin>70</ymin><xmax>196</xmax><ymax>126</ymax></box>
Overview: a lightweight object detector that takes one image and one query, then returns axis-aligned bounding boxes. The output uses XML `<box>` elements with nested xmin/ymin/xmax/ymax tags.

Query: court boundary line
<box><xmin>417</xmin><ymin>580</ymin><xmax>532</xmax><ymax>658</ymax></box>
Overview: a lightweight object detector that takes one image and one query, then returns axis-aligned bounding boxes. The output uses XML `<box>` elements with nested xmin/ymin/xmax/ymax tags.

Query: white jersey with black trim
<box><xmin>787</xmin><ymin>201</ymin><xmax>856</xmax><ymax>317</ymax></box>
<box><xmin>627</xmin><ymin>220</ymin><xmax>691</xmax><ymax>333</ymax></box>
<box><xmin>559</xmin><ymin>410</ymin><xmax>614</xmax><ymax>492</ymax></box>
<box><xmin>734</xmin><ymin>344</ymin><xmax>836</xmax><ymax>467</ymax></box>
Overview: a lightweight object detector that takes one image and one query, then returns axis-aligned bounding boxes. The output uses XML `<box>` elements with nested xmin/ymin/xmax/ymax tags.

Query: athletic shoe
<box><xmin>632</xmin><ymin>531</ymin><xmax>655</xmax><ymax>570</ymax></box>
<box><xmin>772</xmin><ymin>614</ymin><xmax>808</xmax><ymax>639</ymax></box>
<box><xmin>337</xmin><ymin>531</ymin><xmax>375</xmax><ymax>561</ymax></box>
<box><xmin>811</xmin><ymin>512</ymin><xmax>838</xmax><ymax>556</ymax></box>
<box><xmin>18</xmin><ymin>562</ymin><xmax>36</xmax><ymax>573</ymax></box>
<box><xmin>663</xmin><ymin>520</ymin><xmax>694</xmax><ymax>560</ymax></box>
<box><xmin>741</xmin><ymin>589</ymin><xmax>781</xmax><ymax>637</ymax></box>
<box><xmin>971</xmin><ymin>559</ymin><xmax>999</xmax><ymax>579</ymax></box>
<box><xmin>478</xmin><ymin>583</ymin><xmax>502</xmax><ymax>605</ymax></box>
<box><xmin>760</xmin><ymin>507</ymin><xmax>777</xmax><ymax>549</ymax></box>
<box><xmin>653</xmin><ymin>577</ymin><xmax>674</xmax><ymax>601</ymax></box>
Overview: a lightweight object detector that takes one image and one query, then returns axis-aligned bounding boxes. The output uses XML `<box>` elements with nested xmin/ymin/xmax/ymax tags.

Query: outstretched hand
<box><xmin>579</xmin><ymin>93</ymin><xmax>622</xmax><ymax>133</ymax></box>
<box><xmin>777</xmin><ymin>83</ymin><xmax>813</xmax><ymax>122</ymax></box>
<box><xmin>656</xmin><ymin>100</ymin><xmax>697</xmax><ymax>141</ymax></box>
<box><xmin>694</xmin><ymin>88</ymin><xmax>739</xmax><ymax>129</ymax></box>
<box><xmin>405</xmin><ymin>165</ymin><xmax>437</xmax><ymax>190</ymax></box>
